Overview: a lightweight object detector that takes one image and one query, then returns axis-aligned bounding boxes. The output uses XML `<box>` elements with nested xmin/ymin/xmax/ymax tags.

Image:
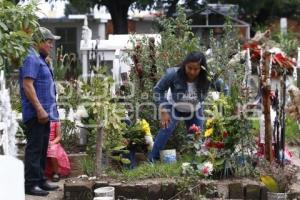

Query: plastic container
<box><xmin>267</xmin><ymin>192</ymin><xmax>287</xmax><ymax>200</ymax></box>
<box><xmin>94</xmin><ymin>186</ymin><xmax>115</xmax><ymax>200</ymax></box>
<box><xmin>93</xmin><ymin>197</ymin><xmax>114</xmax><ymax>200</ymax></box>
<box><xmin>160</xmin><ymin>149</ymin><xmax>176</xmax><ymax>163</ymax></box>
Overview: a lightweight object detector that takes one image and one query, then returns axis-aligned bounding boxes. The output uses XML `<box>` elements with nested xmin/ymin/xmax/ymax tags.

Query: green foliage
<box><xmin>155</xmin><ymin>6</ymin><xmax>201</xmax><ymax>73</ymax></box>
<box><xmin>207</xmin><ymin>20</ymin><xmax>244</xmax><ymax>85</ymax></box>
<box><xmin>272</xmin><ymin>31</ymin><xmax>300</xmax><ymax>57</ymax></box>
<box><xmin>128</xmin><ymin>5</ymin><xmax>201</xmax><ymax>137</ymax></box>
<box><xmin>79</xmin><ymin>69</ymin><xmax>126</xmax><ymax>154</ymax></box>
<box><xmin>57</xmin><ymin>80</ymin><xmax>81</xmax><ymax>110</ymax></box>
<box><xmin>212</xmin><ymin>0</ymin><xmax>300</xmax><ymax>28</ymax></box>
<box><xmin>0</xmin><ymin>0</ymin><xmax>39</xmax><ymax>68</ymax></box>
<box><xmin>53</xmin><ymin>45</ymin><xmax>78</xmax><ymax>80</ymax></box>
<box><xmin>60</xmin><ymin>120</ymin><xmax>78</xmax><ymax>153</ymax></box>
<box><xmin>109</xmin><ymin>146</ymin><xmax>131</xmax><ymax>167</ymax></box>
<box><xmin>79</xmin><ymin>156</ymin><xmax>95</xmax><ymax>176</ymax></box>
<box><xmin>285</xmin><ymin>115</ymin><xmax>300</xmax><ymax>143</ymax></box>
<box><xmin>124</xmin><ymin>127</ymin><xmax>145</xmax><ymax>148</ymax></box>
<box><xmin>8</xmin><ymin>80</ymin><xmax>22</xmax><ymax>112</ymax></box>
<box><xmin>106</xmin><ymin>160</ymin><xmax>182</xmax><ymax>181</ymax></box>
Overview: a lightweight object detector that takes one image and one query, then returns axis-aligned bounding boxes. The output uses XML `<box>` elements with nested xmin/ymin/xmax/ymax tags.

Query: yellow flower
<box><xmin>204</xmin><ymin>128</ymin><xmax>213</xmax><ymax>137</ymax></box>
<box><xmin>206</xmin><ymin>118</ymin><xmax>213</xmax><ymax>128</ymax></box>
<box><xmin>140</xmin><ymin>119</ymin><xmax>151</xmax><ymax>135</ymax></box>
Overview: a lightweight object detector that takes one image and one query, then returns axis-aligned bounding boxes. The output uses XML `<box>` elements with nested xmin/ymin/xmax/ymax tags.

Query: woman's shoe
<box><xmin>52</xmin><ymin>173</ymin><xmax>60</xmax><ymax>182</ymax></box>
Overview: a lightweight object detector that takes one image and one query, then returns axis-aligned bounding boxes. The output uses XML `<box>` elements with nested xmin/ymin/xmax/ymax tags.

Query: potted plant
<box><xmin>259</xmin><ymin>161</ymin><xmax>296</xmax><ymax>200</ymax></box>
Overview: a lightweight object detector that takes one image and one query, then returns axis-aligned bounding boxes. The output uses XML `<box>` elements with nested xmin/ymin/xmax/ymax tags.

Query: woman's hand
<box><xmin>50</xmin><ymin>136</ymin><xmax>61</xmax><ymax>146</ymax></box>
<box><xmin>160</xmin><ymin>109</ymin><xmax>171</xmax><ymax>129</ymax></box>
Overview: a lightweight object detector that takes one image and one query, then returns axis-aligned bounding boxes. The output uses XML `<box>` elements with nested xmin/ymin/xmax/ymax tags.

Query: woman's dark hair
<box><xmin>177</xmin><ymin>52</ymin><xmax>210</xmax><ymax>100</ymax></box>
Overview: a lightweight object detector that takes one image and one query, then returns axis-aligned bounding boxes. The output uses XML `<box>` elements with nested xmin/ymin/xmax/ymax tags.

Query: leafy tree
<box><xmin>207</xmin><ymin>0</ymin><xmax>300</xmax><ymax>29</ymax></box>
<box><xmin>0</xmin><ymin>0</ymin><xmax>39</xmax><ymax>68</ymax></box>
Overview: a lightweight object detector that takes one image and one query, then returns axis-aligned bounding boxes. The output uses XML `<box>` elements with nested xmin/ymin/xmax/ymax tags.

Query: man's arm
<box><xmin>23</xmin><ymin>78</ymin><xmax>49</xmax><ymax>124</ymax></box>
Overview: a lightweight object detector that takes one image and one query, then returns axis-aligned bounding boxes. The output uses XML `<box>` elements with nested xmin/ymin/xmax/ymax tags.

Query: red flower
<box><xmin>202</xmin><ymin>166</ymin><xmax>209</xmax><ymax>174</ymax></box>
<box><xmin>273</xmin><ymin>53</ymin><xmax>296</xmax><ymax>70</ymax></box>
<box><xmin>205</xmin><ymin>139</ymin><xmax>213</xmax><ymax>148</ymax></box>
<box><xmin>189</xmin><ymin>124</ymin><xmax>201</xmax><ymax>133</ymax></box>
<box><xmin>242</xmin><ymin>42</ymin><xmax>259</xmax><ymax>50</ymax></box>
<box><xmin>214</xmin><ymin>142</ymin><xmax>225</xmax><ymax>149</ymax></box>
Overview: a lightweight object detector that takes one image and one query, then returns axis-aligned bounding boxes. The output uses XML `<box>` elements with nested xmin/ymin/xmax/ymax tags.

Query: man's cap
<box><xmin>39</xmin><ymin>27</ymin><xmax>61</xmax><ymax>40</ymax></box>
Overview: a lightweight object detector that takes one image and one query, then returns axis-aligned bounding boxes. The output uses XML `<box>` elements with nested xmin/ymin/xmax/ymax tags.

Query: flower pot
<box><xmin>267</xmin><ymin>192</ymin><xmax>287</xmax><ymax>200</ymax></box>
<box><xmin>160</xmin><ymin>149</ymin><xmax>176</xmax><ymax>163</ymax></box>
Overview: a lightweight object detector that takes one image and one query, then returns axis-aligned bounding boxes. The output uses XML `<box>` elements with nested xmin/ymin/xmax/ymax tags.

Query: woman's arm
<box><xmin>51</xmin><ymin>122</ymin><xmax>62</xmax><ymax>144</ymax></box>
<box><xmin>153</xmin><ymin>68</ymin><xmax>175</xmax><ymax>110</ymax></box>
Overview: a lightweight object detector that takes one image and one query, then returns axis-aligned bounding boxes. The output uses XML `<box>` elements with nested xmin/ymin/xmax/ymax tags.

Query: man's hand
<box><xmin>160</xmin><ymin>109</ymin><xmax>171</xmax><ymax>129</ymax></box>
<box><xmin>23</xmin><ymin>78</ymin><xmax>49</xmax><ymax>124</ymax></box>
<box><xmin>37</xmin><ymin>107</ymin><xmax>49</xmax><ymax>124</ymax></box>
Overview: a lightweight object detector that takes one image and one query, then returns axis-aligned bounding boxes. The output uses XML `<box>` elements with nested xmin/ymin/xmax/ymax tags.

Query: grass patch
<box><xmin>105</xmin><ymin>154</ymin><xmax>201</xmax><ymax>181</ymax></box>
<box><xmin>106</xmin><ymin>161</ymin><xmax>182</xmax><ymax>181</ymax></box>
<box><xmin>79</xmin><ymin>156</ymin><xmax>95</xmax><ymax>176</ymax></box>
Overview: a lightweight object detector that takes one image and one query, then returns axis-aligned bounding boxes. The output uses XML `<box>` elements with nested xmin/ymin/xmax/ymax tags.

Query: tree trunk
<box><xmin>105</xmin><ymin>0</ymin><xmax>133</xmax><ymax>34</ymax></box>
<box><xmin>95</xmin><ymin>121</ymin><xmax>104</xmax><ymax>176</ymax></box>
<box><xmin>262</xmin><ymin>54</ymin><xmax>274</xmax><ymax>162</ymax></box>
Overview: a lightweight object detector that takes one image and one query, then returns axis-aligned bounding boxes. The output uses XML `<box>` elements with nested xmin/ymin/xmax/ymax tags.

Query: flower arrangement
<box><xmin>124</xmin><ymin>119</ymin><xmax>153</xmax><ymax>152</ymax></box>
<box><xmin>181</xmin><ymin>94</ymin><xmax>257</xmax><ymax>179</ymax></box>
<box><xmin>203</xmin><ymin>117</ymin><xmax>228</xmax><ymax>150</ymax></box>
<box><xmin>138</xmin><ymin>119</ymin><xmax>154</xmax><ymax>150</ymax></box>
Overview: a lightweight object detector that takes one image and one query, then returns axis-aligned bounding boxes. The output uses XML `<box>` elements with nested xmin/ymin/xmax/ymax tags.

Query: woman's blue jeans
<box><xmin>148</xmin><ymin>107</ymin><xmax>204</xmax><ymax>161</ymax></box>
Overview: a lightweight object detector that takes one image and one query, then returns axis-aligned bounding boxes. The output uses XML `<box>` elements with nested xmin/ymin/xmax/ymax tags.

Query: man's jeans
<box><xmin>148</xmin><ymin>107</ymin><xmax>204</xmax><ymax>161</ymax></box>
<box><xmin>24</xmin><ymin>118</ymin><xmax>50</xmax><ymax>189</ymax></box>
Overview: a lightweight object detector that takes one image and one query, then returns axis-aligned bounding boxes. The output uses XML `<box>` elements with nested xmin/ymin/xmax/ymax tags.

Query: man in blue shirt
<box><xmin>19</xmin><ymin>27</ymin><xmax>60</xmax><ymax>196</ymax></box>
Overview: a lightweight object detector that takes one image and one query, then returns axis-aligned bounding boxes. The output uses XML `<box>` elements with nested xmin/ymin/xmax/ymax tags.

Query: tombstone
<box><xmin>80</xmin><ymin>32</ymin><xmax>161</xmax><ymax>85</ymax></box>
<box><xmin>0</xmin><ymin>70</ymin><xmax>23</xmax><ymax>199</ymax></box>
<box><xmin>0</xmin><ymin>155</ymin><xmax>25</xmax><ymax>200</ymax></box>
<box><xmin>280</xmin><ymin>18</ymin><xmax>287</xmax><ymax>34</ymax></box>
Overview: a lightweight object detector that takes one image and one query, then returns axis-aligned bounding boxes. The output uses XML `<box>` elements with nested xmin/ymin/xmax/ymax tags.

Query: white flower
<box><xmin>211</xmin><ymin>92</ymin><xmax>220</xmax><ymax>101</ymax></box>
<box><xmin>181</xmin><ymin>162</ymin><xmax>192</xmax><ymax>174</ymax></box>
<box><xmin>182</xmin><ymin>162</ymin><xmax>191</xmax><ymax>168</ymax></box>
<box><xmin>200</xmin><ymin>161</ymin><xmax>213</xmax><ymax>177</ymax></box>
<box><xmin>144</xmin><ymin>135</ymin><xmax>154</xmax><ymax>151</ymax></box>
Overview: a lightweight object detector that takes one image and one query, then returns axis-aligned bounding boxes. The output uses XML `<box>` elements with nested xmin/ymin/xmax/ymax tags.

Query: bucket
<box><xmin>94</xmin><ymin>187</ymin><xmax>115</xmax><ymax>200</ymax></box>
<box><xmin>93</xmin><ymin>197</ymin><xmax>114</xmax><ymax>200</ymax></box>
<box><xmin>267</xmin><ymin>192</ymin><xmax>287</xmax><ymax>200</ymax></box>
<box><xmin>160</xmin><ymin>149</ymin><xmax>176</xmax><ymax>163</ymax></box>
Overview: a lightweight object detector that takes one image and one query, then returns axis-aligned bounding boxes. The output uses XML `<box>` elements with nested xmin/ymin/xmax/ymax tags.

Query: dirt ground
<box><xmin>25</xmin><ymin>179</ymin><xmax>64</xmax><ymax>200</ymax></box>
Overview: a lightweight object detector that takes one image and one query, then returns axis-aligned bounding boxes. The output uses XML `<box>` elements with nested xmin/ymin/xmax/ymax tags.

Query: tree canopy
<box><xmin>207</xmin><ymin>0</ymin><xmax>300</xmax><ymax>28</ymax></box>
